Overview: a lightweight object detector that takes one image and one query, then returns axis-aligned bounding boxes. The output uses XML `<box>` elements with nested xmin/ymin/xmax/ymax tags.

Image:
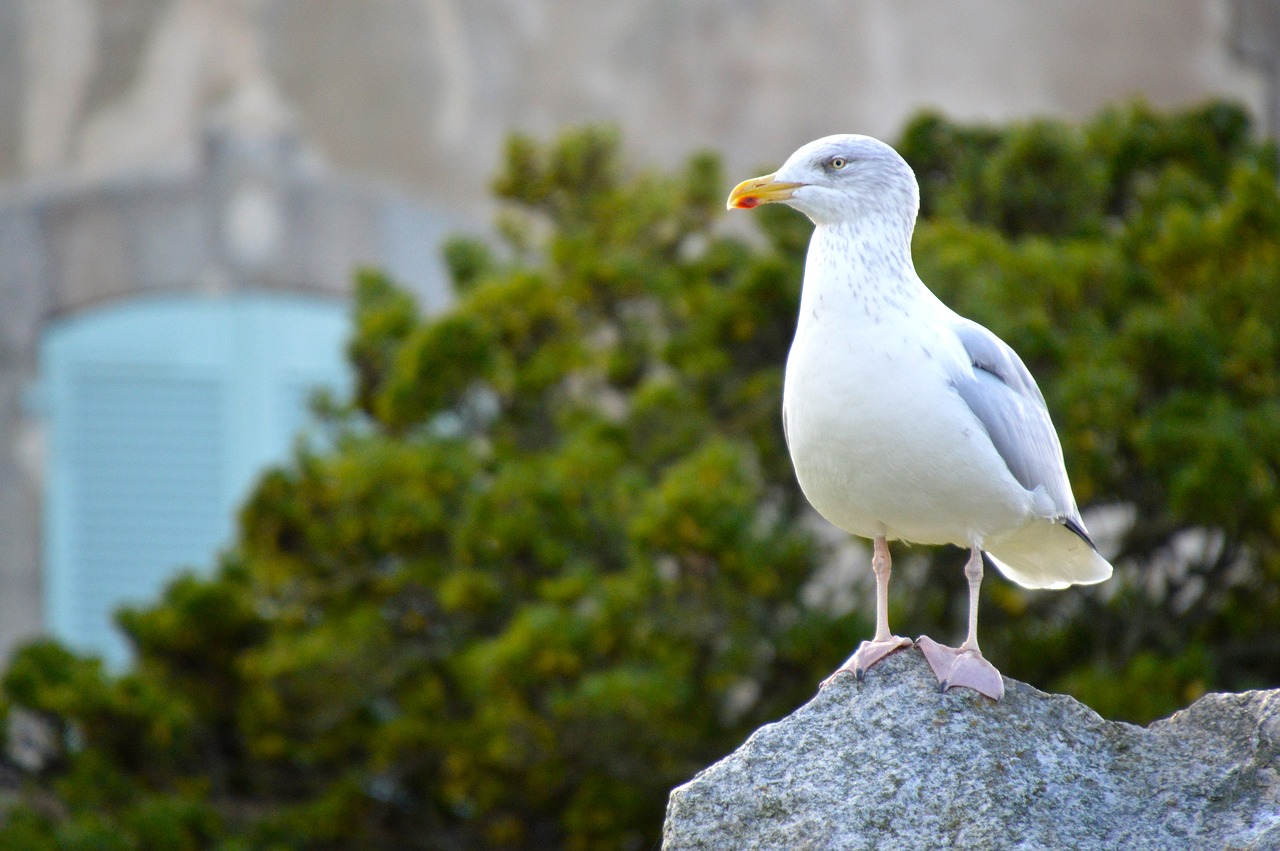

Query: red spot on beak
<box><xmin>736</xmin><ymin>196</ymin><xmax>761</xmax><ymax>209</ymax></box>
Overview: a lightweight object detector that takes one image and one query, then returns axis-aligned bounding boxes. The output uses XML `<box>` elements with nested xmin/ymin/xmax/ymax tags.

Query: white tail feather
<box><xmin>985</xmin><ymin>521</ymin><xmax>1113</xmax><ymax>590</ymax></box>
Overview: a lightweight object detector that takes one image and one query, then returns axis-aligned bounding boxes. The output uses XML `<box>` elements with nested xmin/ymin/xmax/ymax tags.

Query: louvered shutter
<box><xmin>41</xmin><ymin>294</ymin><xmax>349</xmax><ymax>664</ymax></box>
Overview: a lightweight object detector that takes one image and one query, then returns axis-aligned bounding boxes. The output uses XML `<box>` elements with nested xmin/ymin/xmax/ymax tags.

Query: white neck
<box><xmin>797</xmin><ymin>219</ymin><xmax>928</xmax><ymax>329</ymax></box>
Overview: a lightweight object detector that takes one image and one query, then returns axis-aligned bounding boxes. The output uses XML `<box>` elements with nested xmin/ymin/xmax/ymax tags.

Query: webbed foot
<box><xmin>820</xmin><ymin>636</ymin><xmax>915</xmax><ymax>689</ymax></box>
<box><xmin>916</xmin><ymin>635</ymin><xmax>1004</xmax><ymax>701</ymax></box>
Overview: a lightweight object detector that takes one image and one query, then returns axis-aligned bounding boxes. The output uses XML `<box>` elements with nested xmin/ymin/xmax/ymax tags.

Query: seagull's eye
<box><xmin>829</xmin><ymin>157</ymin><xmax>849</xmax><ymax>170</ymax></box>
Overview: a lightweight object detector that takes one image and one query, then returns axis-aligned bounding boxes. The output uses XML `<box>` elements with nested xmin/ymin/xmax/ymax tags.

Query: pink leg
<box><xmin>821</xmin><ymin>536</ymin><xmax>913</xmax><ymax>688</ymax></box>
<box><xmin>917</xmin><ymin>546</ymin><xmax>1005</xmax><ymax>701</ymax></box>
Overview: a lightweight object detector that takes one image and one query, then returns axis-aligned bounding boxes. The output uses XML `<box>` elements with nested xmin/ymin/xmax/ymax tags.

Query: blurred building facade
<box><xmin>0</xmin><ymin>0</ymin><xmax>1276</xmax><ymax>661</ymax></box>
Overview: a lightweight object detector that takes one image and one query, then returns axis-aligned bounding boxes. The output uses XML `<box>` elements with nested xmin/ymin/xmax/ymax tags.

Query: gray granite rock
<box><xmin>663</xmin><ymin>649</ymin><xmax>1280</xmax><ymax>850</ymax></box>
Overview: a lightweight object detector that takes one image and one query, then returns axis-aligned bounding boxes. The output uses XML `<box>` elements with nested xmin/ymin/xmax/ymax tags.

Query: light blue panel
<box><xmin>41</xmin><ymin>293</ymin><xmax>350</xmax><ymax>664</ymax></box>
<box><xmin>225</xmin><ymin>296</ymin><xmax>352</xmax><ymax>498</ymax></box>
<box><xmin>59</xmin><ymin>363</ymin><xmax>226</xmax><ymax>659</ymax></box>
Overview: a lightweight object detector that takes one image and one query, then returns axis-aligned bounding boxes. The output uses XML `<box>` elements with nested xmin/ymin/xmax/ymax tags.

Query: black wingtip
<box><xmin>1063</xmin><ymin>516</ymin><xmax>1098</xmax><ymax>551</ymax></box>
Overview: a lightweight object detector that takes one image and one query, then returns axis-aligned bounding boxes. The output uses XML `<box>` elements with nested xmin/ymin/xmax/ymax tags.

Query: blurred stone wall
<box><xmin>5</xmin><ymin>0</ymin><xmax>1274</xmax><ymax>212</ymax></box>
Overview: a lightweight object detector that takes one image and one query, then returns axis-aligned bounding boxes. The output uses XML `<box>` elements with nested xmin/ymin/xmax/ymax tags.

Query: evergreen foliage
<box><xmin>1</xmin><ymin>102</ymin><xmax>1277</xmax><ymax>848</ymax></box>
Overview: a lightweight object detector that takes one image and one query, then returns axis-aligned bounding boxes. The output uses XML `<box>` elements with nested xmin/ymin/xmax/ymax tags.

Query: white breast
<box><xmin>782</xmin><ymin>232</ymin><xmax>1035</xmax><ymax>547</ymax></box>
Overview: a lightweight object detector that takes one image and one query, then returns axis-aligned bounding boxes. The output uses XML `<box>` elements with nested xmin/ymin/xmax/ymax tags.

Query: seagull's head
<box><xmin>727</xmin><ymin>135</ymin><xmax>920</xmax><ymax>229</ymax></box>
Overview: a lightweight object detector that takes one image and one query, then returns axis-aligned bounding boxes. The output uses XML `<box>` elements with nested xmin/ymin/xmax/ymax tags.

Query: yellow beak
<box><xmin>726</xmin><ymin>173</ymin><xmax>805</xmax><ymax>210</ymax></box>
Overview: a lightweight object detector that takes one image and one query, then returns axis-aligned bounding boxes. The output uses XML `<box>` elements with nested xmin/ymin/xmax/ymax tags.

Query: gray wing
<box><xmin>950</xmin><ymin>321</ymin><xmax>1092</xmax><ymax>542</ymax></box>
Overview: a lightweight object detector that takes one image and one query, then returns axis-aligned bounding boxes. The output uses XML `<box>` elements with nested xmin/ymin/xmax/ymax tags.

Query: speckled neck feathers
<box><xmin>798</xmin><ymin>216</ymin><xmax>930</xmax><ymax>329</ymax></box>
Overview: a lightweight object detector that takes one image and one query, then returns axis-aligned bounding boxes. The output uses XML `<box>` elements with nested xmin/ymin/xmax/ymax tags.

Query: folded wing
<box><xmin>948</xmin><ymin>320</ymin><xmax>1112</xmax><ymax>588</ymax></box>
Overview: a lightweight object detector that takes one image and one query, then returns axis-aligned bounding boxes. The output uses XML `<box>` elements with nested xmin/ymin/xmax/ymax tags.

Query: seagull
<box><xmin>726</xmin><ymin>135</ymin><xmax>1112</xmax><ymax>700</ymax></box>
